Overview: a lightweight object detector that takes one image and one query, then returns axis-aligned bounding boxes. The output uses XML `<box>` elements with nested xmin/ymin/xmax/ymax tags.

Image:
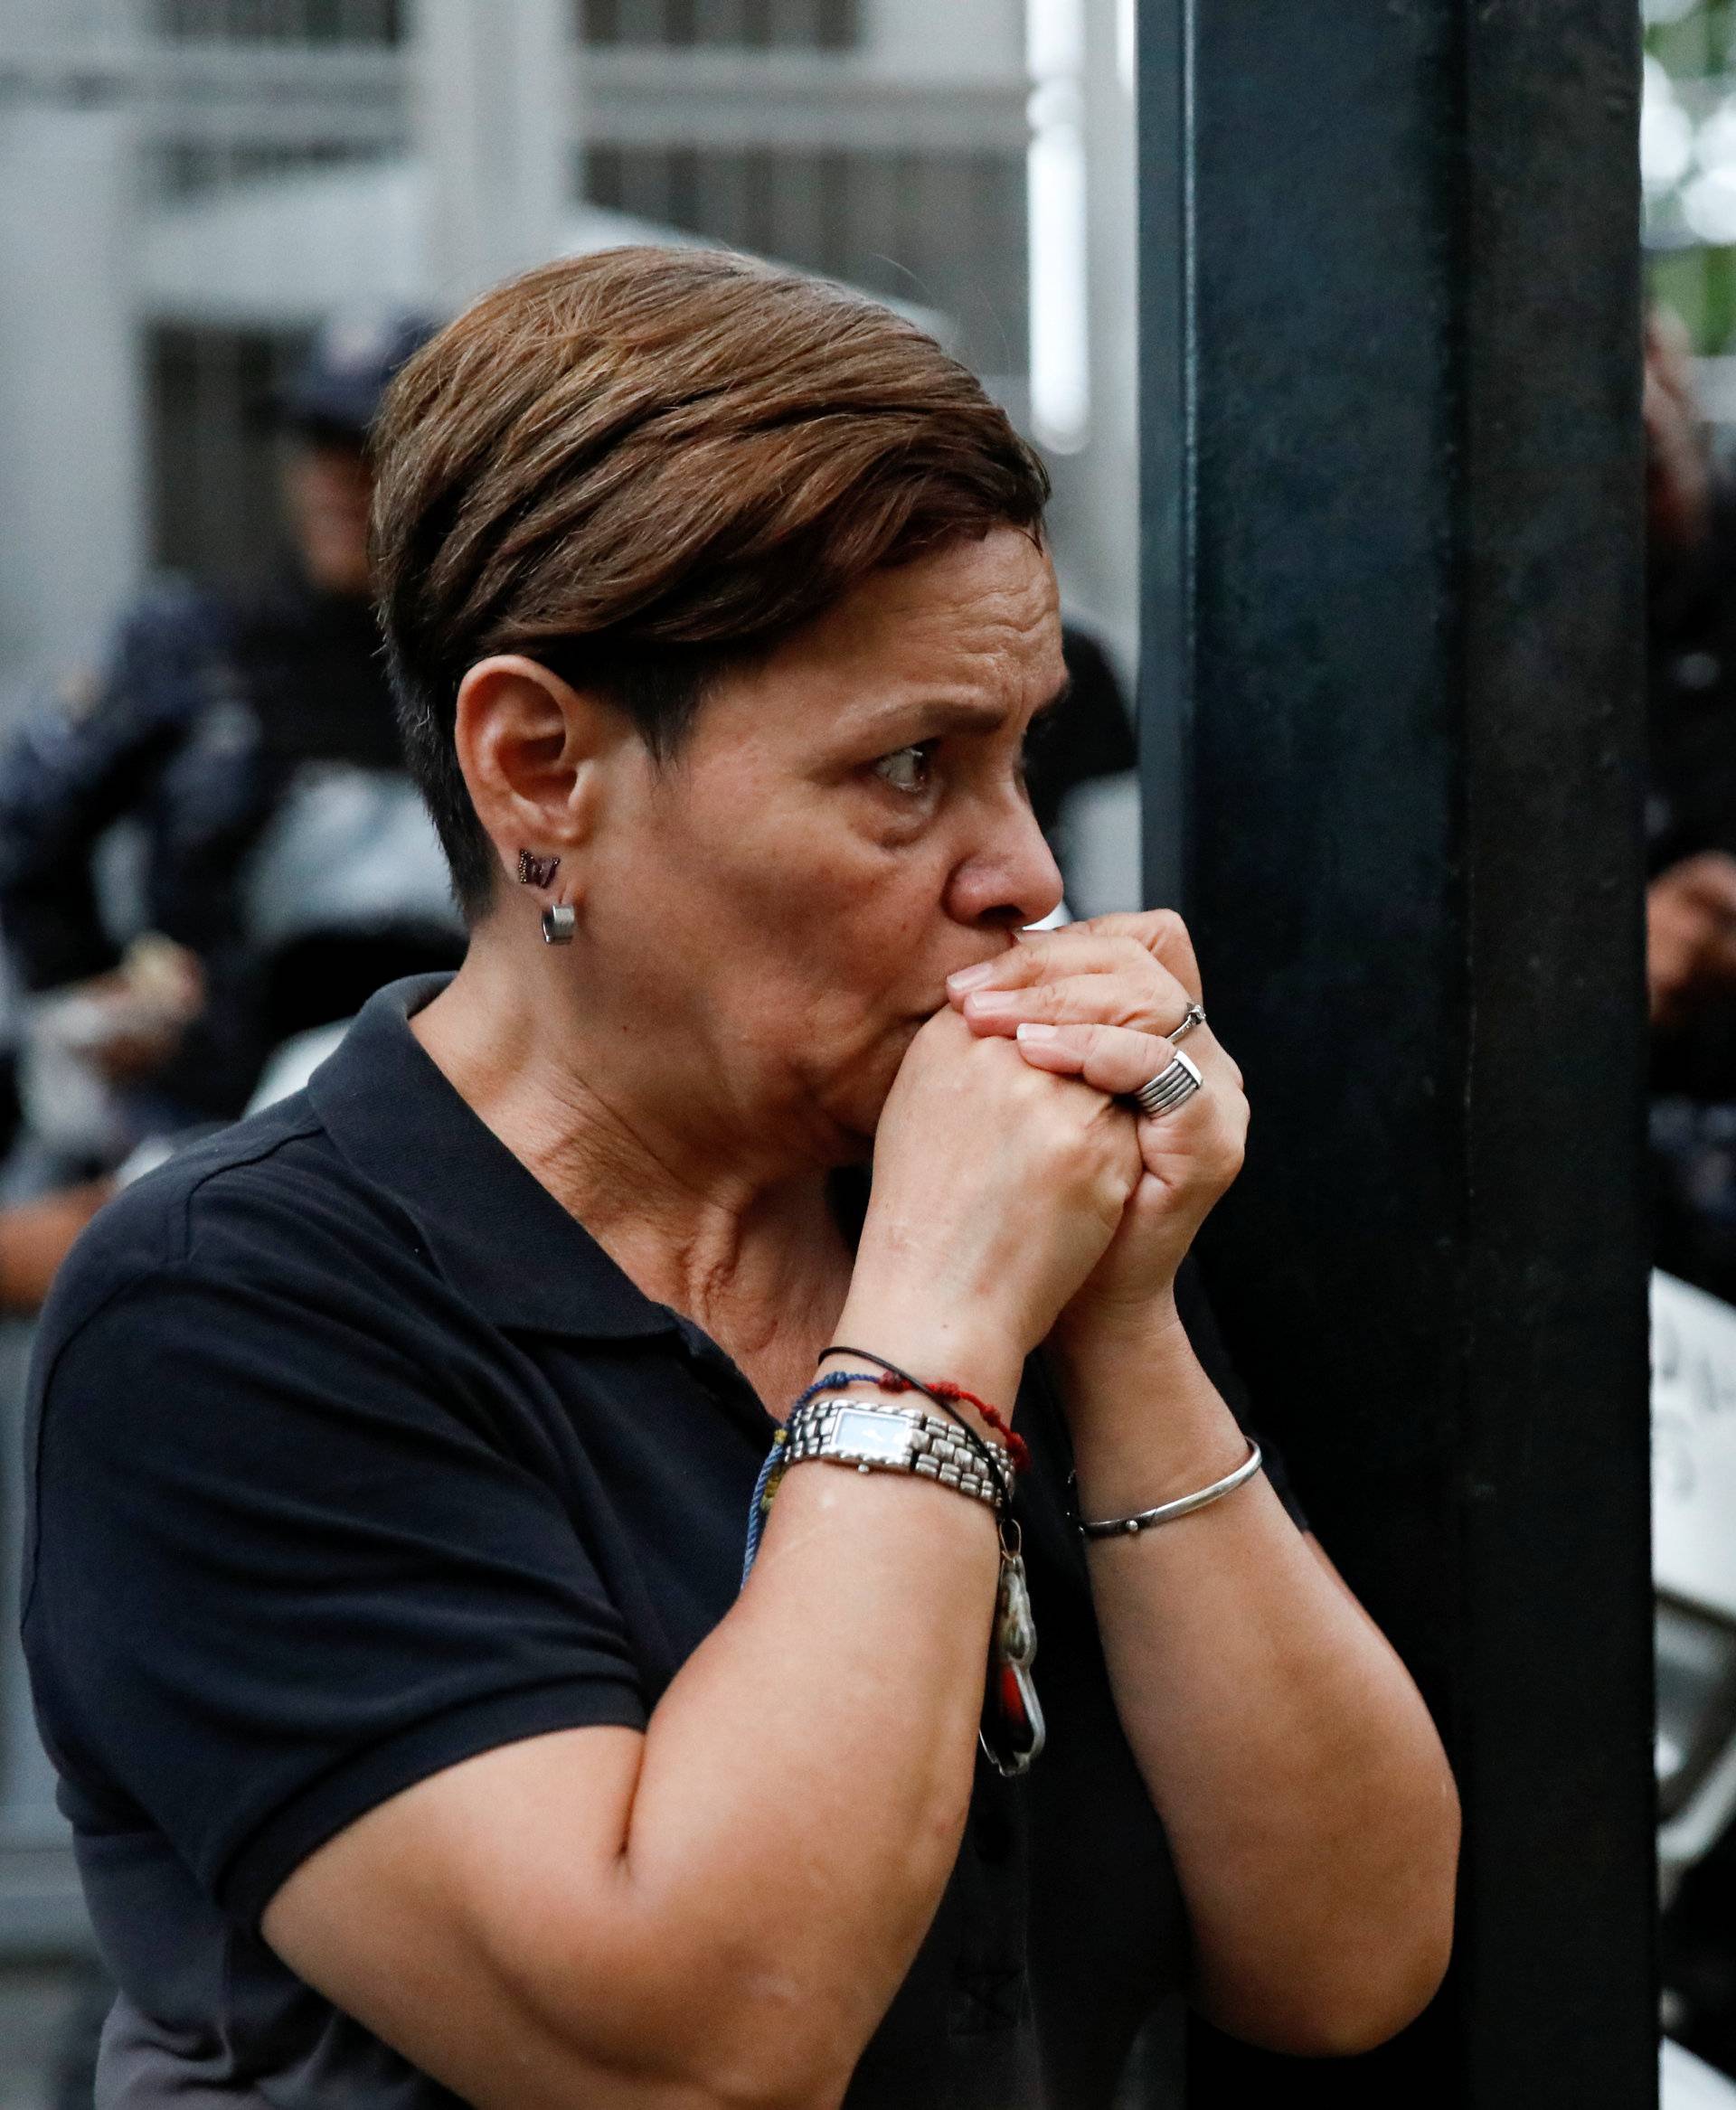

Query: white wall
<box><xmin>0</xmin><ymin>105</ymin><xmax>146</xmax><ymax>706</ymax></box>
<box><xmin>1041</xmin><ymin>0</ymin><xmax>1138</xmax><ymax>657</ymax></box>
<box><xmin>413</xmin><ymin>0</ymin><xmax>571</xmax><ymax>304</ymax></box>
<box><xmin>861</xmin><ymin>0</ymin><xmax>1023</xmax><ymax>74</ymax></box>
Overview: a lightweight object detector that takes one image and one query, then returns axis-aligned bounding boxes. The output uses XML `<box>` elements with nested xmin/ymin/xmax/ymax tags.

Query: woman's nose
<box><xmin>947</xmin><ymin>800</ymin><xmax>1066</xmax><ymax>930</ymax></box>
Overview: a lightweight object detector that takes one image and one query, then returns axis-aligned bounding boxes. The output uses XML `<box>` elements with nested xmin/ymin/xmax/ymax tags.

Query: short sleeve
<box><xmin>24</xmin><ymin>1247</ymin><xmax>646</xmax><ymax>1931</ymax></box>
<box><xmin>1172</xmin><ymin>1259</ymin><xmax>1310</xmax><ymax>1533</ymax></box>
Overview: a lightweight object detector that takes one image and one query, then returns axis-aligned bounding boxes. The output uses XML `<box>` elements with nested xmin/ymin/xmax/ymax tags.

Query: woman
<box><xmin>24</xmin><ymin>249</ymin><xmax>1458</xmax><ymax>2109</ymax></box>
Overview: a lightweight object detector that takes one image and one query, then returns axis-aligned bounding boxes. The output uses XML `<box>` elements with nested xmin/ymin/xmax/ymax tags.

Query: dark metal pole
<box><xmin>1137</xmin><ymin>5</ymin><xmax>1655</xmax><ymax>2105</ymax></box>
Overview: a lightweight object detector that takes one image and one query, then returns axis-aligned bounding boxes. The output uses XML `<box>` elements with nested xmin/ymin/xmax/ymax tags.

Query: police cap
<box><xmin>275</xmin><ymin>311</ymin><xmax>442</xmax><ymax>444</ymax></box>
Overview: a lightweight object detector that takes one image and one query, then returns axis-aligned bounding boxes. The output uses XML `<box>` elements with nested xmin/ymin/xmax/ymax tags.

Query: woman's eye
<box><xmin>873</xmin><ymin>743</ymin><xmax>936</xmax><ymax>794</ymax></box>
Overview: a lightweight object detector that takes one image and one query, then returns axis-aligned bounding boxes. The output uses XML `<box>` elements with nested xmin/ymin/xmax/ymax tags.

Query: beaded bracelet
<box><xmin>741</xmin><ymin>1362</ymin><xmax>1020</xmax><ymax>1585</ymax></box>
<box><xmin>821</xmin><ymin>1344</ymin><xmax>1031</xmax><ymax>1480</ymax></box>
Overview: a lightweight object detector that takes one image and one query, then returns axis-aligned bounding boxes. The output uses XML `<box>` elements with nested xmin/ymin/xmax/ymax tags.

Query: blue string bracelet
<box><xmin>740</xmin><ymin>1371</ymin><xmax>883</xmax><ymax>1586</ymax></box>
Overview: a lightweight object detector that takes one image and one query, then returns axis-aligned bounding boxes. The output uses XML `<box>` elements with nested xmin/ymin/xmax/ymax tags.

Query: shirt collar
<box><xmin>307</xmin><ymin>975</ymin><xmax>681</xmax><ymax>1341</ymax></box>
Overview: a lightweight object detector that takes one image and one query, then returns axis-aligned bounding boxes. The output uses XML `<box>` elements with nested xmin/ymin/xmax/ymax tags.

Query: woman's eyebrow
<box><xmin>859</xmin><ymin>675</ymin><xmax>1076</xmax><ymax>744</ymax></box>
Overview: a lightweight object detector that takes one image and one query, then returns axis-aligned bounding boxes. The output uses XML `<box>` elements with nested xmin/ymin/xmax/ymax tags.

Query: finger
<box><xmin>948</xmin><ymin>909</ymin><xmax>1203</xmax><ymax>1004</ymax></box>
<box><xmin>1680</xmin><ymin>865</ymin><xmax>1736</xmax><ymax>919</ymax></box>
<box><xmin>962</xmin><ymin>966</ymin><xmax>1202</xmax><ymax>1041</ymax></box>
<box><xmin>948</xmin><ymin>931</ymin><xmax>1156</xmax><ymax>1001</ymax></box>
<box><xmin>1672</xmin><ymin>905</ymin><xmax>1736</xmax><ymax>974</ymax></box>
<box><xmin>1014</xmin><ymin>1020</ymin><xmax>1227</xmax><ymax>1103</ymax></box>
<box><xmin>1016</xmin><ymin>1024</ymin><xmax>1247</xmax><ymax>1191</ymax></box>
<box><xmin>1067</xmin><ymin>909</ymin><xmax>1203</xmax><ymax>1001</ymax></box>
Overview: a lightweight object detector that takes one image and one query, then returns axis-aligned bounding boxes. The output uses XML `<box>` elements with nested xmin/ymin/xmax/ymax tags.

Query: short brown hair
<box><xmin>370</xmin><ymin>246</ymin><xmax>1050</xmax><ymax>914</ymax></box>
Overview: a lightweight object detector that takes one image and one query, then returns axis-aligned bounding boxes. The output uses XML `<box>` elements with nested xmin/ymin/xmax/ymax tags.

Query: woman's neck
<box><xmin>411</xmin><ymin>943</ymin><xmax>855</xmax><ymax>1399</ymax></box>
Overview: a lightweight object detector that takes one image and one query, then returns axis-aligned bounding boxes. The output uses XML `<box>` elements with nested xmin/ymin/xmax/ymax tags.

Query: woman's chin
<box><xmin>822</xmin><ymin>1028</ymin><xmax>925</xmax><ymax>1154</ymax></box>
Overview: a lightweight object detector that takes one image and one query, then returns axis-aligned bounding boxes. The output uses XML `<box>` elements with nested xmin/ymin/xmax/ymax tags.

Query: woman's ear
<box><xmin>453</xmin><ymin>655</ymin><xmax>627</xmax><ymax>893</ymax></box>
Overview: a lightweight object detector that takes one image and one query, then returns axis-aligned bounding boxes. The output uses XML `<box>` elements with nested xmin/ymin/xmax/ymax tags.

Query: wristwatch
<box><xmin>783</xmin><ymin>1396</ymin><xmax>1009</xmax><ymax>1511</ymax></box>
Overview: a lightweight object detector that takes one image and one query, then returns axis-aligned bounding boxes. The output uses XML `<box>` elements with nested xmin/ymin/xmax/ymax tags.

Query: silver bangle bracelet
<box><xmin>1079</xmin><ymin>1436</ymin><xmax>1263</xmax><ymax>1540</ymax></box>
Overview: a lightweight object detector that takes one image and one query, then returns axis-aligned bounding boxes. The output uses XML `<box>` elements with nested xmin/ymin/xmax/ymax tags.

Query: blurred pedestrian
<box><xmin>1643</xmin><ymin>306</ymin><xmax>1736</xmax><ymax>2081</ymax></box>
<box><xmin>0</xmin><ymin>311</ymin><xmax>463</xmax><ymax>1192</ymax></box>
<box><xmin>1647</xmin><ymin>305</ymin><xmax>1736</xmax><ymax>1035</ymax></box>
<box><xmin>1642</xmin><ymin>307</ymin><xmax>1736</xmax><ymax>1297</ymax></box>
<box><xmin>0</xmin><ymin>313</ymin><xmax>465</xmax><ymax>1304</ymax></box>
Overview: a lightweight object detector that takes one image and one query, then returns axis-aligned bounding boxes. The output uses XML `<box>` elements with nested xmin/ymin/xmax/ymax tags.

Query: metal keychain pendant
<box><xmin>980</xmin><ymin>1522</ymin><xmax>1045</xmax><ymax>1777</ymax></box>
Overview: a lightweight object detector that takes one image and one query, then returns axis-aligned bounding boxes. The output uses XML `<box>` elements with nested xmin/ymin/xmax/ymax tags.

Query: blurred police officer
<box><xmin>0</xmin><ymin>311</ymin><xmax>465</xmax><ymax>1199</ymax></box>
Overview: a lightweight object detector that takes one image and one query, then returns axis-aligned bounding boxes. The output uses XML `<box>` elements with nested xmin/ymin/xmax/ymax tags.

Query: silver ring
<box><xmin>1167</xmin><ymin>1001</ymin><xmax>1207</xmax><ymax>1044</ymax></box>
<box><xmin>1132</xmin><ymin>1048</ymin><xmax>1204</xmax><ymax>1119</ymax></box>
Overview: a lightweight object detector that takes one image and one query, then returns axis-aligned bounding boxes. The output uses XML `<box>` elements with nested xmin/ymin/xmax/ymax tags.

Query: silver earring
<box><xmin>541</xmin><ymin>903</ymin><xmax>577</xmax><ymax>946</ymax></box>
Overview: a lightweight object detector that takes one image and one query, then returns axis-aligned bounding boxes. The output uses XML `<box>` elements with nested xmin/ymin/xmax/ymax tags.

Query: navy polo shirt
<box><xmin>22</xmin><ymin>975</ymin><xmax>1297</xmax><ymax>2108</ymax></box>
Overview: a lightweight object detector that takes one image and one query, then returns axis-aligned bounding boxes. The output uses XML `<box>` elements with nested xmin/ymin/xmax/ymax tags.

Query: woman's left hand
<box><xmin>947</xmin><ymin>909</ymin><xmax>1248</xmax><ymax>1349</ymax></box>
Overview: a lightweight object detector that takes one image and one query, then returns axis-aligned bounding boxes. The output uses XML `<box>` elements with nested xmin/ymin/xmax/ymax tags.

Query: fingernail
<box><xmin>965</xmin><ymin>989</ymin><xmax>1020</xmax><ymax>1016</ymax></box>
<box><xmin>1016</xmin><ymin>1022</ymin><xmax>1058</xmax><ymax>1042</ymax></box>
<box><xmin>948</xmin><ymin>961</ymin><xmax>998</xmax><ymax>992</ymax></box>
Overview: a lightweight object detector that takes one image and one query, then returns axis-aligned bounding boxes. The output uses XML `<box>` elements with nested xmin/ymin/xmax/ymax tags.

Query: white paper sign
<box><xmin>1654</xmin><ymin>1270</ymin><xmax>1736</xmax><ymax>1622</ymax></box>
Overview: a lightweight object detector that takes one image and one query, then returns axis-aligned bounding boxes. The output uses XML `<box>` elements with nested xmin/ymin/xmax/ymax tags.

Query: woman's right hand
<box><xmin>841</xmin><ymin>1004</ymin><xmax>1144</xmax><ymax>1380</ymax></box>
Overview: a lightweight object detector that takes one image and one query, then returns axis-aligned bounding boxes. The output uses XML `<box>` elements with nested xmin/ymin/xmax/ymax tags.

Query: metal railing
<box><xmin>54</xmin><ymin>41</ymin><xmax>1025</xmax><ymax>158</ymax></box>
<box><xmin>153</xmin><ymin>0</ymin><xmax>404</xmax><ymax>41</ymax></box>
<box><xmin>584</xmin><ymin>0</ymin><xmax>856</xmax><ymax>46</ymax></box>
<box><xmin>146</xmin><ymin>0</ymin><xmax>857</xmax><ymax>47</ymax></box>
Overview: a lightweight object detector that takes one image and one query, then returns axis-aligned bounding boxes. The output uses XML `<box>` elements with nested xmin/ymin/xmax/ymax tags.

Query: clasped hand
<box><xmin>861</xmin><ymin>911</ymin><xmax>1248</xmax><ymax>1370</ymax></box>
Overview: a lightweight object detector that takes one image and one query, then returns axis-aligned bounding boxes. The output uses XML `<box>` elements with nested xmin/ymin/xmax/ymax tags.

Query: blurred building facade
<box><xmin>0</xmin><ymin>0</ymin><xmax>1138</xmax><ymax>716</ymax></box>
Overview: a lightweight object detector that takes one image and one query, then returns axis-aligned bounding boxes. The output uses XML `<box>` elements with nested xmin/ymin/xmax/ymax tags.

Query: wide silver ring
<box><xmin>1132</xmin><ymin>1048</ymin><xmax>1204</xmax><ymax>1120</ymax></box>
<box><xmin>1167</xmin><ymin>1001</ymin><xmax>1207</xmax><ymax>1044</ymax></box>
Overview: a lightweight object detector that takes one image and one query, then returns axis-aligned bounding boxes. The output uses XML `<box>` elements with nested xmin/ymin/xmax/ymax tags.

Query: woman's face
<box><xmin>583</xmin><ymin>526</ymin><xmax>1070</xmax><ymax>1155</ymax></box>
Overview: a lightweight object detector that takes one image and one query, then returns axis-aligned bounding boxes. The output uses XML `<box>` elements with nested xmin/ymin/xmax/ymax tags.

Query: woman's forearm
<box><xmin>599</xmin><ymin>1316</ymin><xmax>1015</xmax><ymax>2101</ymax></box>
<box><xmin>265</xmin><ymin>1340</ymin><xmax>1013</xmax><ymax>2110</ymax></box>
<box><xmin>1052</xmin><ymin>1312</ymin><xmax>1459</xmax><ymax>2057</ymax></box>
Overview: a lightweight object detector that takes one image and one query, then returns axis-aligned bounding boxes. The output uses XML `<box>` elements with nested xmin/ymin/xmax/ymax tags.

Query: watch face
<box><xmin>833</xmin><ymin>1407</ymin><xmax>914</xmax><ymax>1466</ymax></box>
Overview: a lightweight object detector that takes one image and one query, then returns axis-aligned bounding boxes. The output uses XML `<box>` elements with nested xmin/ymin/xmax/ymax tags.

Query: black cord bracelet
<box><xmin>820</xmin><ymin>1343</ymin><xmax>1015</xmax><ymax>1509</ymax></box>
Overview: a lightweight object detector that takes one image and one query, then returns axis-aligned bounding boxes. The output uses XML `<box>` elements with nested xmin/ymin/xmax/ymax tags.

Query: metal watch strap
<box><xmin>783</xmin><ymin>1397</ymin><xmax>1009</xmax><ymax>1511</ymax></box>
